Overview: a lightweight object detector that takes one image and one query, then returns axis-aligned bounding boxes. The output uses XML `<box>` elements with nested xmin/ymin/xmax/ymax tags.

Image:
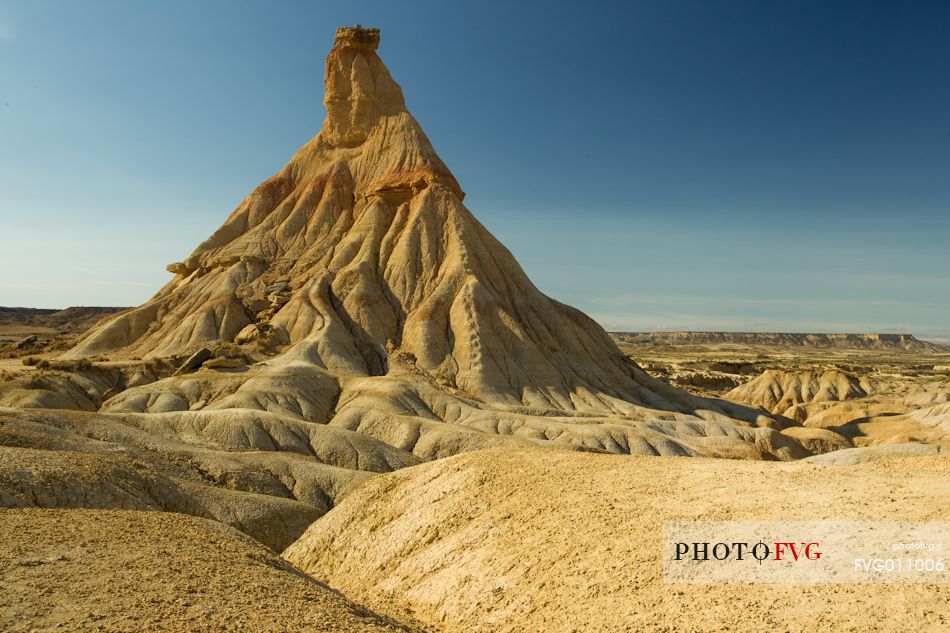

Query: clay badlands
<box><xmin>2</xmin><ymin>27</ymin><xmax>948</xmax><ymax>632</ymax></box>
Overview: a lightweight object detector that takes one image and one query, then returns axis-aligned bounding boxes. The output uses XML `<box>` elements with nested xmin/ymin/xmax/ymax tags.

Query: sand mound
<box><xmin>803</xmin><ymin>442</ymin><xmax>942</xmax><ymax>465</ymax></box>
<box><xmin>0</xmin><ymin>508</ymin><xmax>414</xmax><ymax>632</ymax></box>
<box><xmin>778</xmin><ymin>425</ymin><xmax>853</xmax><ymax>453</ymax></box>
<box><xmin>824</xmin><ymin>402</ymin><xmax>950</xmax><ymax>448</ymax></box>
<box><xmin>725</xmin><ymin>369</ymin><xmax>869</xmax><ymax>416</ymax></box>
<box><xmin>725</xmin><ymin>367</ymin><xmax>950</xmax><ymax>421</ymax></box>
<box><xmin>286</xmin><ymin>446</ymin><xmax>950</xmax><ymax>632</ymax></box>
<box><xmin>0</xmin><ymin>406</ymin><xmax>387</xmax><ymax>550</ymax></box>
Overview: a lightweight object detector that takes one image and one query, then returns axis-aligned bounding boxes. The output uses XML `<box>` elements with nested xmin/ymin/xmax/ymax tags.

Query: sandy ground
<box><xmin>0</xmin><ymin>508</ymin><xmax>416</xmax><ymax>632</ymax></box>
<box><xmin>287</xmin><ymin>446</ymin><xmax>950</xmax><ymax>632</ymax></box>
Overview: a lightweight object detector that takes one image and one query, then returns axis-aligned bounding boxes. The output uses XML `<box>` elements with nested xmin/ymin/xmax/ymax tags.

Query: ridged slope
<box><xmin>60</xmin><ymin>26</ymin><xmax>813</xmax><ymax>461</ymax></box>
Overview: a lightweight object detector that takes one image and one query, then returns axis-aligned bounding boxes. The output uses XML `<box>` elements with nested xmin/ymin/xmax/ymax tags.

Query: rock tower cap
<box><xmin>334</xmin><ymin>25</ymin><xmax>380</xmax><ymax>51</ymax></box>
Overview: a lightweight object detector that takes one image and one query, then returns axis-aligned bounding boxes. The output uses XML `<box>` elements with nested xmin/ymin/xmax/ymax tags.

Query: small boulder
<box><xmin>263</xmin><ymin>281</ymin><xmax>289</xmax><ymax>294</ymax></box>
<box><xmin>234</xmin><ymin>324</ymin><xmax>260</xmax><ymax>345</ymax></box>
<box><xmin>246</xmin><ymin>298</ymin><xmax>271</xmax><ymax>313</ymax></box>
<box><xmin>172</xmin><ymin>348</ymin><xmax>212</xmax><ymax>376</ymax></box>
<box><xmin>127</xmin><ymin>371</ymin><xmax>152</xmax><ymax>388</ymax></box>
<box><xmin>15</xmin><ymin>335</ymin><xmax>37</xmax><ymax>350</ymax></box>
<box><xmin>781</xmin><ymin>426</ymin><xmax>852</xmax><ymax>455</ymax></box>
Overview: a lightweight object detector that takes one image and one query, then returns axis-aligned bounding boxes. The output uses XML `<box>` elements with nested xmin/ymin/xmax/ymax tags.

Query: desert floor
<box><xmin>2</xmin><ymin>444</ymin><xmax>947</xmax><ymax>631</ymax></box>
<box><xmin>2</xmin><ymin>330</ymin><xmax>948</xmax><ymax>631</ymax></box>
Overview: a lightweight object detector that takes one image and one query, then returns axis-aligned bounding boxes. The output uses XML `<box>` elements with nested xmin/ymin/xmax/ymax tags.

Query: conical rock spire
<box><xmin>63</xmin><ymin>27</ymin><xmax>813</xmax><ymax>460</ymax></box>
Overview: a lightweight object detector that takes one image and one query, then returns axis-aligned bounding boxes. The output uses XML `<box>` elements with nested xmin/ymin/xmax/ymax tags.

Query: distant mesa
<box><xmin>612</xmin><ymin>331</ymin><xmax>945</xmax><ymax>351</ymax></box>
<box><xmin>0</xmin><ymin>306</ymin><xmax>127</xmax><ymax>334</ymax></box>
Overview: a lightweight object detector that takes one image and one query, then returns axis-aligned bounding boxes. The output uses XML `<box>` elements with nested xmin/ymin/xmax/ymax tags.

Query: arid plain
<box><xmin>1</xmin><ymin>26</ymin><xmax>948</xmax><ymax>633</ymax></box>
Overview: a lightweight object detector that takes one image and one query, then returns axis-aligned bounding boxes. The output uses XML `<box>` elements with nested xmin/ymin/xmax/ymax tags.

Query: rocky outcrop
<box><xmin>172</xmin><ymin>347</ymin><xmax>212</xmax><ymax>375</ymax></box>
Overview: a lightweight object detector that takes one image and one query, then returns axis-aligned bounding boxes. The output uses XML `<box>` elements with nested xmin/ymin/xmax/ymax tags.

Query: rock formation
<box><xmin>0</xmin><ymin>27</ymin><xmax>881</xmax><ymax>563</ymax></box>
<box><xmin>724</xmin><ymin>368</ymin><xmax>950</xmax><ymax>445</ymax></box>
<box><xmin>48</xmin><ymin>26</ymin><xmax>809</xmax><ymax>462</ymax></box>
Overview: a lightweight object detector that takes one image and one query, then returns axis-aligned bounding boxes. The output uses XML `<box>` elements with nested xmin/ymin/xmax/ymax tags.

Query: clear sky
<box><xmin>1</xmin><ymin>1</ymin><xmax>948</xmax><ymax>341</ymax></box>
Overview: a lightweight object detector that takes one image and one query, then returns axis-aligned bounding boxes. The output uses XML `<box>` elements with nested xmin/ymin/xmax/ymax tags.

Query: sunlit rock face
<box><xmin>323</xmin><ymin>27</ymin><xmax>406</xmax><ymax>146</ymax></box>
<box><xmin>56</xmin><ymin>26</ymin><xmax>820</xmax><ymax>464</ymax></box>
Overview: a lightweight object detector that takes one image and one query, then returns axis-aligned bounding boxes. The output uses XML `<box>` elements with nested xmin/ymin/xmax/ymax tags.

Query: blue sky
<box><xmin>1</xmin><ymin>1</ymin><xmax>948</xmax><ymax>340</ymax></box>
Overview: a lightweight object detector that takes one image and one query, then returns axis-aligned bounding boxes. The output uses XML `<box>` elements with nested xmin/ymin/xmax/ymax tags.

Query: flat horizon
<box><xmin>2</xmin><ymin>303</ymin><xmax>946</xmax><ymax>344</ymax></box>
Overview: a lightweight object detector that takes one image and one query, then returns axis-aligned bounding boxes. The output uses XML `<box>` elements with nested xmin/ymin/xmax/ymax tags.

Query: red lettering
<box><xmin>774</xmin><ymin>541</ymin><xmax>822</xmax><ymax>561</ymax></box>
<box><xmin>774</xmin><ymin>542</ymin><xmax>802</xmax><ymax>561</ymax></box>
